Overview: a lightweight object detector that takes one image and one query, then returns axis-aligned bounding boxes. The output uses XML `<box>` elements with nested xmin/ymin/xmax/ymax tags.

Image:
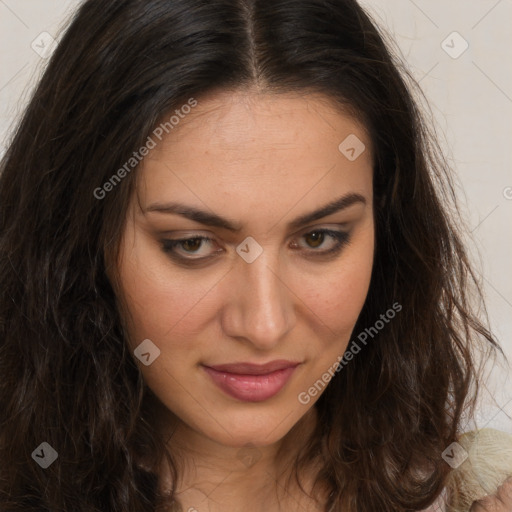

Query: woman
<box><xmin>0</xmin><ymin>0</ymin><xmax>510</xmax><ymax>511</ymax></box>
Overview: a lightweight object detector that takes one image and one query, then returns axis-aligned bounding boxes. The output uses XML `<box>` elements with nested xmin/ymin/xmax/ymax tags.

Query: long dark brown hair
<box><xmin>0</xmin><ymin>0</ymin><xmax>504</xmax><ymax>510</ymax></box>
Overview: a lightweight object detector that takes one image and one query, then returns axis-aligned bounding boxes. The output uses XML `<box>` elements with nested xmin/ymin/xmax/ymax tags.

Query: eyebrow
<box><xmin>143</xmin><ymin>192</ymin><xmax>366</xmax><ymax>232</ymax></box>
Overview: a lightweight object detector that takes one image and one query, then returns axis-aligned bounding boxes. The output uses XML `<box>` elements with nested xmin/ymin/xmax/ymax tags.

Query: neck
<box><xmin>157</xmin><ymin>406</ymin><xmax>326</xmax><ymax>512</ymax></box>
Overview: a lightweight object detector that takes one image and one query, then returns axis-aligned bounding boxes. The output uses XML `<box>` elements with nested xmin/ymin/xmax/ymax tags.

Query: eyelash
<box><xmin>160</xmin><ymin>228</ymin><xmax>350</xmax><ymax>265</ymax></box>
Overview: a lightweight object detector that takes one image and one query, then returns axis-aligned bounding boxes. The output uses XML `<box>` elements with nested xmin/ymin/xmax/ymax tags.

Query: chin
<box><xmin>186</xmin><ymin>403</ymin><xmax>304</xmax><ymax>448</ymax></box>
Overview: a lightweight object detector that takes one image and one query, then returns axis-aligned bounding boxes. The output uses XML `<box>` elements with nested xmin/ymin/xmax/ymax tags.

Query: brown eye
<box><xmin>293</xmin><ymin>229</ymin><xmax>350</xmax><ymax>256</ymax></box>
<box><xmin>304</xmin><ymin>231</ymin><xmax>325</xmax><ymax>248</ymax></box>
<box><xmin>161</xmin><ymin>228</ymin><xmax>350</xmax><ymax>266</ymax></box>
<box><xmin>181</xmin><ymin>238</ymin><xmax>204</xmax><ymax>252</ymax></box>
<box><xmin>161</xmin><ymin>236</ymin><xmax>220</xmax><ymax>261</ymax></box>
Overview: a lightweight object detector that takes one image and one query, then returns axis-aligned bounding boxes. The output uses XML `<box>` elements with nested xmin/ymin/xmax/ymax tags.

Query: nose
<box><xmin>220</xmin><ymin>251</ymin><xmax>296</xmax><ymax>350</ymax></box>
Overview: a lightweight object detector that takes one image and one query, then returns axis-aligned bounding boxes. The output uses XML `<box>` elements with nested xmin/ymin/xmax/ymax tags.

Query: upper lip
<box><xmin>204</xmin><ymin>360</ymin><xmax>300</xmax><ymax>375</ymax></box>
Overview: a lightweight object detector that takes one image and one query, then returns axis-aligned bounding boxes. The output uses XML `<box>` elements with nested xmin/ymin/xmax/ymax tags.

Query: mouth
<box><xmin>201</xmin><ymin>360</ymin><xmax>301</xmax><ymax>402</ymax></box>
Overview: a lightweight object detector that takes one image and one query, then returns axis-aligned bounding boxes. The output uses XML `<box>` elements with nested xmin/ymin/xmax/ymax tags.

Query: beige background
<box><xmin>1</xmin><ymin>0</ymin><xmax>511</xmax><ymax>432</ymax></box>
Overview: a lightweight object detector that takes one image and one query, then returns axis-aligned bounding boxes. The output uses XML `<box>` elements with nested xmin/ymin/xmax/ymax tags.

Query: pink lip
<box><xmin>202</xmin><ymin>360</ymin><xmax>300</xmax><ymax>402</ymax></box>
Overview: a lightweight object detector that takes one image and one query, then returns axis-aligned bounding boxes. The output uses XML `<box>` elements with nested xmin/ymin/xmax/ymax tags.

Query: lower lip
<box><xmin>202</xmin><ymin>365</ymin><xmax>298</xmax><ymax>402</ymax></box>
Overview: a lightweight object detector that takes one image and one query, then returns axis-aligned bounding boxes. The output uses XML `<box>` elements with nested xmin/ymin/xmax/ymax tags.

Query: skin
<box><xmin>113</xmin><ymin>89</ymin><xmax>512</xmax><ymax>511</ymax></box>
<box><xmin>113</xmin><ymin>89</ymin><xmax>374</xmax><ymax>511</ymax></box>
<box><xmin>470</xmin><ymin>477</ymin><xmax>512</xmax><ymax>511</ymax></box>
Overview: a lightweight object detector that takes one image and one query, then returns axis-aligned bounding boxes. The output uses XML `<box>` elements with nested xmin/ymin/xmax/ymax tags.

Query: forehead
<box><xmin>146</xmin><ymin>89</ymin><xmax>371</xmax><ymax>159</ymax></box>
<box><xmin>134</xmin><ymin>90</ymin><xmax>373</xmax><ymax>222</ymax></box>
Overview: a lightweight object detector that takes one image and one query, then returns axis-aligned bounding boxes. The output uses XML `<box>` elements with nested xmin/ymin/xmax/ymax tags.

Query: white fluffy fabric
<box><xmin>444</xmin><ymin>428</ymin><xmax>512</xmax><ymax>511</ymax></box>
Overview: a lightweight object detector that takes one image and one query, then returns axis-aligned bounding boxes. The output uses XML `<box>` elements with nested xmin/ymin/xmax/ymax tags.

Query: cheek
<box><xmin>116</xmin><ymin>239</ymin><xmax>222</xmax><ymax>349</ymax></box>
<box><xmin>118</xmin><ymin>218</ymin><xmax>374</xmax><ymax>354</ymax></box>
<box><xmin>297</xmin><ymin>228</ymin><xmax>374</xmax><ymax>339</ymax></box>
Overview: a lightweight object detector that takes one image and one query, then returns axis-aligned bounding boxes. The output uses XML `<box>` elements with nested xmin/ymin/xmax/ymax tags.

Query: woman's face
<box><xmin>115</xmin><ymin>90</ymin><xmax>374</xmax><ymax>448</ymax></box>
